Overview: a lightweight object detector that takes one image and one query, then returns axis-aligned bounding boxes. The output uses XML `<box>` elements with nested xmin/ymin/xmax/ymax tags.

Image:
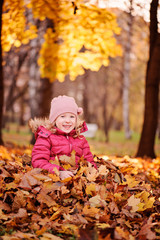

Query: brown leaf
<box><xmin>63</xmin><ymin>213</ymin><xmax>88</xmax><ymax>225</ymax></box>
<box><xmin>13</xmin><ymin>208</ymin><xmax>28</xmax><ymax>218</ymax></box>
<box><xmin>0</xmin><ymin>167</ymin><xmax>11</xmax><ymax>178</ymax></box>
<box><xmin>0</xmin><ymin>209</ymin><xmax>10</xmax><ymax>220</ymax></box>
<box><xmin>82</xmin><ymin>205</ymin><xmax>100</xmax><ymax>218</ymax></box>
<box><xmin>86</xmin><ymin>166</ymin><xmax>98</xmax><ymax>181</ymax></box>
<box><xmin>114</xmin><ymin>226</ymin><xmax>130</xmax><ymax>240</ymax></box>
<box><xmin>12</xmin><ymin>190</ymin><xmax>26</xmax><ymax>211</ymax></box>
<box><xmin>0</xmin><ymin>200</ymin><xmax>11</xmax><ymax>213</ymax></box>
<box><xmin>36</xmin><ymin>226</ymin><xmax>47</xmax><ymax>236</ymax></box>
<box><xmin>108</xmin><ymin>201</ymin><xmax>120</xmax><ymax>214</ymax></box>
<box><xmin>79</xmin><ymin>226</ymin><xmax>98</xmax><ymax>240</ymax></box>
<box><xmin>50</xmin><ymin>209</ymin><xmax>62</xmax><ymax>221</ymax></box>
<box><xmin>37</xmin><ymin>189</ymin><xmax>55</xmax><ymax>207</ymax></box>
<box><xmin>138</xmin><ymin>223</ymin><xmax>157</xmax><ymax>239</ymax></box>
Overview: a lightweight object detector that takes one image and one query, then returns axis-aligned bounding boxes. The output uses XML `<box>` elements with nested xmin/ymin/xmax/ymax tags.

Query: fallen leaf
<box><xmin>127</xmin><ymin>195</ymin><xmax>141</xmax><ymax>212</ymax></box>
<box><xmin>86</xmin><ymin>183</ymin><xmax>96</xmax><ymax>196</ymax></box>
<box><xmin>89</xmin><ymin>194</ymin><xmax>107</xmax><ymax>208</ymax></box>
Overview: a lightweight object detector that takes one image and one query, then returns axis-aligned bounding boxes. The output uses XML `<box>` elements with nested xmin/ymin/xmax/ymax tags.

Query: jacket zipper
<box><xmin>66</xmin><ymin>135</ymin><xmax>72</xmax><ymax>152</ymax></box>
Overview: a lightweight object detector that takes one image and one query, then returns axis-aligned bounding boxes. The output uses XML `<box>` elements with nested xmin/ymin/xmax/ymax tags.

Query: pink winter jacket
<box><xmin>30</xmin><ymin>119</ymin><xmax>97</xmax><ymax>173</ymax></box>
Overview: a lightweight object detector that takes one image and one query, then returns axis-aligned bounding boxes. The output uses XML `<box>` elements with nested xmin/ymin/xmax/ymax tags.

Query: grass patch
<box><xmin>3</xmin><ymin>123</ymin><xmax>32</xmax><ymax>146</ymax></box>
<box><xmin>89</xmin><ymin>129</ymin><xmax>160</xmax><ymax>157</ymax></box>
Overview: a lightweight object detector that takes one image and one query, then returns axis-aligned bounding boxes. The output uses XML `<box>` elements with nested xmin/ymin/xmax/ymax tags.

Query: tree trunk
<box><xmin>83</xmin><ymin>70</ymin><xmax>90</xmax><ymax>122</ymax></box>
<box><xmin>39</xmin><ymin>77</ymin><xmax>53</xmax><ymax>117</ymax></box>
<box><xmin>136</xmin><ymin>0</ymin><xmax>160</xmax><ymax>158</ymax></box>
<box><xmin>158</xmin><ymin>97</ymin><xmax>160</xmax><ymax>139</ymax></box>
<box><xmin>0</xmin><ymin>0</ymin><xmax>4</xmax><ymax>145</ymax></box>
<box><xmin>5</xmin><ymin>48</ymin><xmax>28</xmax><ymax>111</ymax></box>
<box><xmin>28</xmin><ymin>37</ymin><xmax>40</xmax><ymax>119</ymax></box>
<box><xmin>122</xmin><ymin>0</ymin><xmax>133</xmax><ymax>139</ymax></box>
<box><xmin>103</xmin><ymin>89</ymin><xmax>109</xmax><ymax>142</ymax></box>
<box><xmin>19</xmin><ymin>95</ymin><xmax>25</xmax><ymax>126</ymax></box>
<box><xmin>28</xmin><ymin>17</ymin><xmax>54</xmax><ymax>144</ymax></box>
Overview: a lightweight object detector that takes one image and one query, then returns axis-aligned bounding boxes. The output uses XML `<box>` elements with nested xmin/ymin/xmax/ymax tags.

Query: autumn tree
<box><xmin>136</xmin><ymin>0</ymin><xmax>160</xmax><ymax>158</ymax></box>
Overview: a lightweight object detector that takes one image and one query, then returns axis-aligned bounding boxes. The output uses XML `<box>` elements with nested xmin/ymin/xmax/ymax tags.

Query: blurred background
<box><xmin>1</xmin><ymin>0</ymin><xmax>160</xmax><ymax>157</ymax></box>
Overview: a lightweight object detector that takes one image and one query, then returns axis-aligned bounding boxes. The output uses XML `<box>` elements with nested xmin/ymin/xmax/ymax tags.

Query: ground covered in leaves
<box><xmin>0</xmin><ymin>145</ymin><xmax>160</xmax><ymax>240</ymax></box>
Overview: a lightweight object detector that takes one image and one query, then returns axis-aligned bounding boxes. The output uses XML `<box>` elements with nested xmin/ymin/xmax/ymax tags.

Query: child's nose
<box><xmin>65</xmin><ymin>118</ymin><xmax>70</xmax><ymax>122</ymax></box>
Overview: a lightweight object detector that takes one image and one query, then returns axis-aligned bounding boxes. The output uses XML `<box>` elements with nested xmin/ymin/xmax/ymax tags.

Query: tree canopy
<box><xmin>2</xmin><ymin>0</ymin><xmax>122</xmax><ymax>82</ymax></box>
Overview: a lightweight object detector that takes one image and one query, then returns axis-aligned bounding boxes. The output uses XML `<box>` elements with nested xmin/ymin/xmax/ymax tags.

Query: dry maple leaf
<box><xmin>138</xmin><ymin>222</ymin><xmax>157</xmax><ymax>239</ymax></box>
<box><xmin>89</xmin><ymin>194</ymin><xmax>107</xmax><ymax>208</ymax></box>
<box><xmin>86</xmin><ymin>166</ymin><xmax>98</xmax><ymax>181</ymax></box>
<box><xmin>135</xmin><ymin>191</ymin><xmax>155</xmax><ymax>211</ymax></box>
<box><xmin>12</xmin><ymin>208</ymin><xmax>28</xmax><ymax>219</ymax></box>
<box><xmin>86</xmin><ymin>183</ymin><xmax>96</xmax><ymax>196</ymax></box>
<box><xmin>82</xmin><ymin>205</ymin><xmax>100</xmax><ymax>218</ymax></box>
<box><xmin>59</xmin><ymin>150</ymin><xmax>76</xmax><ymax>167</ymax></box>
<box><xmin>127</xmin><ymin>195</ymin><xmax>141</xmax><ymax>212</ymax></box>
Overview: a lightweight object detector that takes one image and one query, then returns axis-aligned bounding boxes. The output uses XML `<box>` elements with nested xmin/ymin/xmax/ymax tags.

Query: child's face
<box><xmin>55</xmin><ymin>112</ymin><xmax>77</xmax><ymax>133</ymax></box>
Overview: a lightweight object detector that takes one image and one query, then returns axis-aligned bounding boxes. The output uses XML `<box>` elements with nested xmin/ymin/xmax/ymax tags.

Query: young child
<box><xmin>29</xmin><ymin>95</ymin><xmax>97</xmax><ymax>180</ymax></box>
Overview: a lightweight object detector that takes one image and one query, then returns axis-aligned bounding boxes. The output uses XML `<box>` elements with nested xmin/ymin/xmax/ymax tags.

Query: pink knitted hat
<box><xmin>49</xmin><ymin>95</ymin><xmax>83</xmax><ymax>123</ymax></box>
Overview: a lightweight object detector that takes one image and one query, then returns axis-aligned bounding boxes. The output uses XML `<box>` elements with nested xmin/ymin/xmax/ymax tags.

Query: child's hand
<box><xmin>59</xmin><ymin>170</ymin><xmax>74</xmax><ymax>180</ymax></box>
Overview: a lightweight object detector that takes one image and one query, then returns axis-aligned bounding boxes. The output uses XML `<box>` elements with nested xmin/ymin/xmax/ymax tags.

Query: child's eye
<box><xmin>70</xmin><ymin>115</ymin><xmax>75</xmax><ymax>118</ymax></box>
<box><xmin>61</xmin><ymin>115</ymin><xmax>65</xmax><ymax>118</ymax></box>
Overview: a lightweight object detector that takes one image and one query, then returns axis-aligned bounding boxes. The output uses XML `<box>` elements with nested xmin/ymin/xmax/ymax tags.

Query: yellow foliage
<box><xmin>2</xmin><ymin>0</ymin><xmax>122</xmax><ymax>82</ymax></box>
<box><xmin>32</xmin><ymin>0</ymin><xmax>122</xmax><ymax>81</ymax></box>
<box><xmin>2</xmin><ymin>0</ymin><xmax>37</xmax><ymax>51</ymax></box>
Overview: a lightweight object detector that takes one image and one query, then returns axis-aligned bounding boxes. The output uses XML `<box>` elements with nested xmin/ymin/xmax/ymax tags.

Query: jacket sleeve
<box><xmin>32</xmin><ymin>135</ymin><xmax>64</xmax><ymax>173</ymax></box>
<box><xmin>82</xmin><ymin>137</ymin><xmax>97</xmax><ymax>169</ymax></box>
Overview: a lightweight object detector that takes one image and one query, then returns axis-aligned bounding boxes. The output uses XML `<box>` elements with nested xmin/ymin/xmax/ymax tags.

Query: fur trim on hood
<box><xmin>28</xmin><ymin>117</ymin><xmax>86</xmax><ymax>134</ymax></box>
<box><xmin>29</xmin><ymin>118</ymin><xmax>54</xmax><ymax>134</ymax></box>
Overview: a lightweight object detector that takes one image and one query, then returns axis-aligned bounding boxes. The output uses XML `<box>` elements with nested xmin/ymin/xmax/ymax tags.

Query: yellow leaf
<box><xmin>50</xmin><ymin>156</ymin><xmax>60</xmax><ymax>166</ymax></box>
<box><xmin>61</xmin><ymin>177</ymin><xmax>72</xmax><ymax>183</ymax></box>
<box><xmin>115</xmin><ymin>226</ymin><xmax>130</xmax><ymax>240</ymax></box>
<box><xmin>144</xmin><ymin>197</ymin><xmax>155</xmax><ymax>209</ymax></box>
<box><xmin>82</xmin><ymin>205</ymin><xmax>99</xmax><ymax>218</ymax></box>
<box><xmin>36</xmin><ymin>226</ymin><xmax>47</xmax><ymax>236</ymax></box>
<box><xmin>61</xmin><ymin>164</ymin><xmax>72</xmax><ymax>170</ymax></box>
<box><xmin>137</xmin><ymin>202</ymin><xmax>145</xmax><ymax>211</ymax></box>
<box><xmin>50</xmin><ymin>209</ymin><xmax>62</xmax><ymax>221</ymax></box>
<box><xmin>86</xmin><ymin>183</ymin><xmax>96</xmax><ymax>196</ymax></box>
<box><xmin>122</xmin><ymin>175</ymin><xmax>140</xmax><ymax>188</ymax></box>
<box><xmin>135</xmin><ymin>191</ymin><xmax>155</xmax><ymax>210</ymax></box>
<box><xmin>96</xmin><ymin>223</ymin><xmax>110</xmax><ymax>229</ymax></box>
<box><xmin>60</xmin><ymin>224</ymin><xmax>79</xmax><ymax>236</ymax></box>
<box><xmin>53</xmin><ymin>167</ymin><xmax>60</xmax><ymax>177</ymax></box>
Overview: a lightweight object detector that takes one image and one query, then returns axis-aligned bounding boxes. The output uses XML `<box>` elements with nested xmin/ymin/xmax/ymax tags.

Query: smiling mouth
<box><xmin>63</xmin><ymin>125</ymin><xmax>72</xmax><ymax>129</ymax></box>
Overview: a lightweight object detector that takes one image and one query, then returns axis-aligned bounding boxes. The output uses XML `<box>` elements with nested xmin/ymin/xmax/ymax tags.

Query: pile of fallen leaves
<box><xmin>0</xmin><ymin>145</ymin><xmax>160</xmax><ymax>240</ymax></box>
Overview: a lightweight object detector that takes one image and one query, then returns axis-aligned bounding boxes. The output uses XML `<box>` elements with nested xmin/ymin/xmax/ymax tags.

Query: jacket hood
<box><xmin>28</xmin><ymin>117</ymin><xmax>88</xmax><ymax>135</ymax></box>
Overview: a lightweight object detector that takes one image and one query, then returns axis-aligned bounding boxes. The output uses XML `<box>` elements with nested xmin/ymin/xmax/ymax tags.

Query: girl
<box><xmin>29</xmin><ymin>95</ymin><xmax>97</xmax><ymax>180</ymax></box>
